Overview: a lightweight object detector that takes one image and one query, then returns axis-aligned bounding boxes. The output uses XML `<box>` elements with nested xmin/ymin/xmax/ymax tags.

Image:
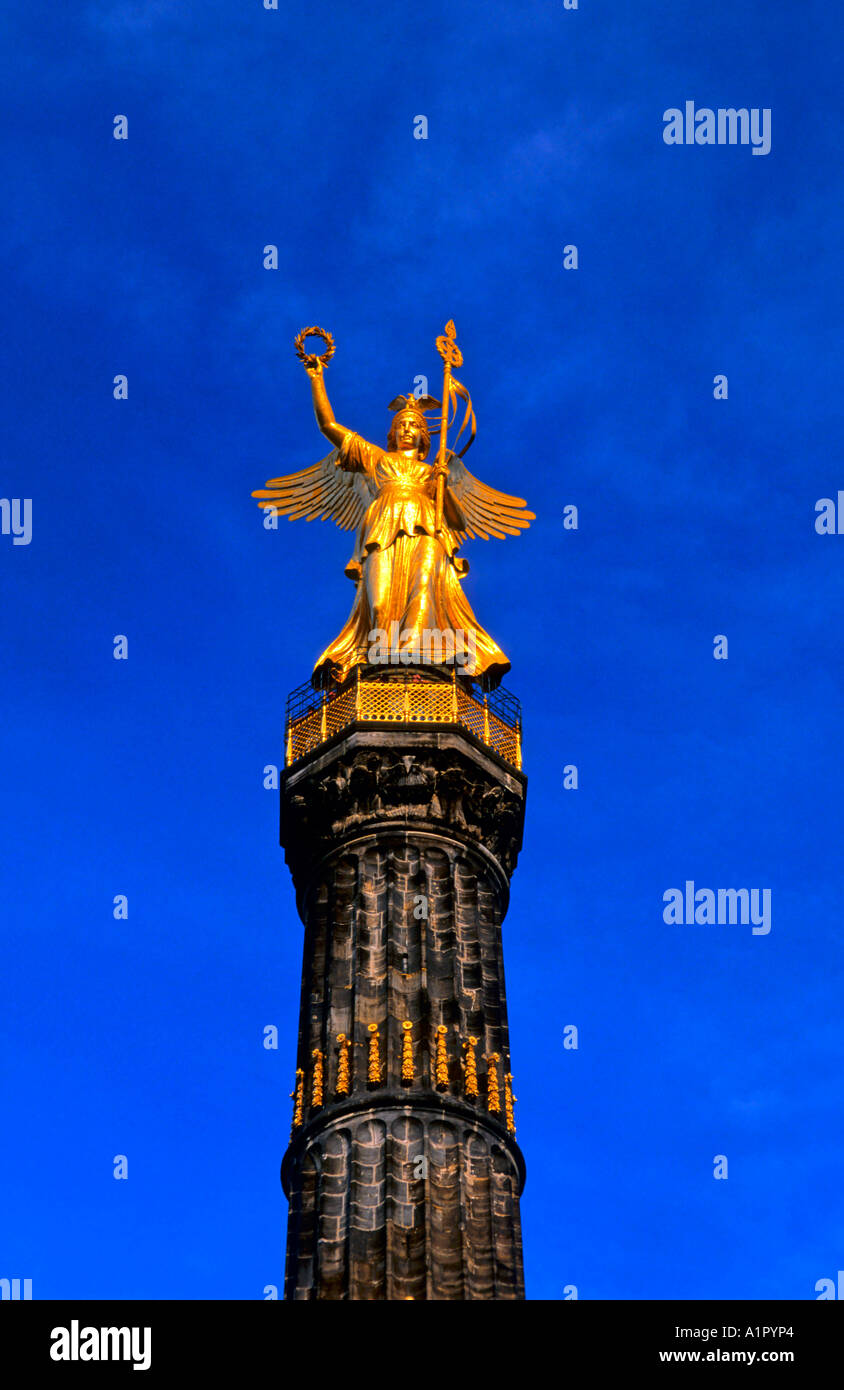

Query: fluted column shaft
<box><xmin>280</xmin><ymin>728</ymin><xmax>526</xmax><ymax>1300</ymax></box>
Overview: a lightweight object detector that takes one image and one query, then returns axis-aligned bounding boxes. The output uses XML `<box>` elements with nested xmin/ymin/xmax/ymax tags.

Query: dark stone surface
<box><xmin>279</xmin><ymin>727</ymin><xmax>527</xmax><ymax>1300</ymax></box>
<box><xmin>281</xmin><ymin>728</ymin><xmax>526</xmax><ymax>891</ymax></box>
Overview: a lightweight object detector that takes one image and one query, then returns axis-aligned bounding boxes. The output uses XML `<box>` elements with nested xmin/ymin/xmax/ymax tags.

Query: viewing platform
<box><xmin>284</xmin><ymin>665</ymin><xmax>522</xmax><ymax>770</ymax></box>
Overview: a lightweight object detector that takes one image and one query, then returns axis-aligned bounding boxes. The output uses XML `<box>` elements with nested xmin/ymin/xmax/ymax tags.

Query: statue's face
<box><xmin>394</xmin><ymin>413</ymin><xmax>423</xmax><ymax>453</ymax></box>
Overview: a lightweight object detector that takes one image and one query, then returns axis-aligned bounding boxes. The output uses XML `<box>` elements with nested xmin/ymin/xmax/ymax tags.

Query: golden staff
<box><xmin>434</xmin><ymin>320</ymin><xmax>463</xmax><ymax>533</ymax></box>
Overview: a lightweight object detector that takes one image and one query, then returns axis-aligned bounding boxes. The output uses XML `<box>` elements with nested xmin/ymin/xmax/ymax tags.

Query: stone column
<box><xmin>279</xmin><ymin>726</ymin><xmax>527</xmax><ymax>1300</ymax></box>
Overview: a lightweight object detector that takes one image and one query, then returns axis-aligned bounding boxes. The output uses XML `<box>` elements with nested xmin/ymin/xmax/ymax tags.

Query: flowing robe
<box><xmin>312</xmin><ymin>430</ymin><xmax>509</xmax><ymax>687</ymax></box>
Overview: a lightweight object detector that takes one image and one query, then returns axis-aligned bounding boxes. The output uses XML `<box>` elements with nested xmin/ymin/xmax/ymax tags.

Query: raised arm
<box><xmin>304</xmin><ymin>357</ymin><xmax>347</xmax><ymax>449</ymax></box>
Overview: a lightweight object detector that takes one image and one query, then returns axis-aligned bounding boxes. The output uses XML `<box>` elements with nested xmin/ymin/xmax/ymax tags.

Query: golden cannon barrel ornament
<box><xmin>335</xmin><ymin>1033</ymin><xmax>351</xmax><ymax>1096</ymax></box>
<box><xmin>367</xmin><ymin>1023</ymin><xmax>383</xmax><ymax>1085</ymax></box>
<box><xmin>401</xmin><ymin>1020</ymin><xmax>415</xmax><ymax>1085</ymax></box>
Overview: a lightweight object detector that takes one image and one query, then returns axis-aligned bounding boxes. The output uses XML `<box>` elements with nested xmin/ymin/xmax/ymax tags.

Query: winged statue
<box><xmin>252</xmin><ymin>325</ymin><xmax>535</xmax><ymax>690</ymax></box>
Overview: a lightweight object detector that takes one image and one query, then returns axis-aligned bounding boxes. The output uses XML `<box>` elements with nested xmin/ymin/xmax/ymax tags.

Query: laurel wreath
<box><xmin>294</xmin><ymin>326</ymin><xmax>336</xmax><ymax>367</ymax></box>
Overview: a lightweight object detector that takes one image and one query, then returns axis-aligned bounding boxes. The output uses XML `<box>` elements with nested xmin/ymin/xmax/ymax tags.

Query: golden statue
<box><xmin>252</xmin><ymin>323</ymin><xmax>535</xmax><ymax>690</ymax></box>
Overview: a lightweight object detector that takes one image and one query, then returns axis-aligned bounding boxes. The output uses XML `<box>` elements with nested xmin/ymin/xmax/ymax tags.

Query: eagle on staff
<box><xmin>252</xmin><ymin>323</ymin><xmax>535</xmax><ymax>690</ymax></box>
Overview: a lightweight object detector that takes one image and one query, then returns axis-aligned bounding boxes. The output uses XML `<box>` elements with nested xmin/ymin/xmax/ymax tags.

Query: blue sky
<box><xmin>2</xmin><ymin>0</ymin><xmax>842</xmax><ymax>1299</ymax></box>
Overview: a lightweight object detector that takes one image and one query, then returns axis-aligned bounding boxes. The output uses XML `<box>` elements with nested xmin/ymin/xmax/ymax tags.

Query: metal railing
<box><xmin>284</xmin><ymin>666</ymin><xmax>522</xmax><ymax>770</ymax></box>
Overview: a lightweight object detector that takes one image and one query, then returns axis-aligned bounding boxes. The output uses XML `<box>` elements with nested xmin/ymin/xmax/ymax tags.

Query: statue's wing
<box><xmin>445</xmin><ymin>453</ymin><xmax>536</xmax><ymax>540</ymax></box>
<box><xmin>251</xmin><ymin>449</ymin><xmax>373</xmax><ymax>531</ymax></box>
